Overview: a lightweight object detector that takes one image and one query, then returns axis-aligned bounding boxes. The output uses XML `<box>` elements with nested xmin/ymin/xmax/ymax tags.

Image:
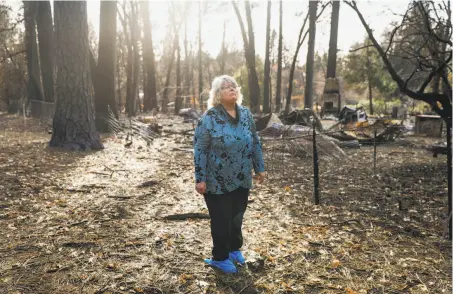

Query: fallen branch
<box><xmin>104</xmin><ymin>165</ymin><xmax>128</xmax><ymax>174</ymax></box>
<box><xmin>162</xmin><ymin>213</ymin><xmax>210</xmax><ymax>220</ymax></box>
<box><xmin>68</xmin><ymin>220</ymin><xmax>88</xmax><ymax>227</ymax></box>
<box><xmin>61</xmin><ymin>242</ymin><xmax>97</xmax><ymax>248</ymax></box>
<box><xmin>89</xmin><ymin>171</ymin><xmax>111</xmax><ymax>176</ymax></box>
<box><xmin>171</xmin><ymin>147</ymin><xmax>194</xmax><ymax>153</ymax></box>
<box><xmin>107</xmin><ymin>195</ymin><xmax>134</xmax><ymax>200</ymax></box>
<box><xmin>66</xmin><ymin>188</ymin><xmax>90</xmax><ymax>193</ymax></box>
<box><xmin>237</xmin><ymin>283</ymin><xmax>253</xmax><ymax>294</ymax></box>
<box><xmin>46</xmin><ymin>265</ymin><xmax>72</xmax><ymax>273</ymax></box>
<box><xmin>137</xmin><ymin>180</ymin><xmax>160</xmax><ymax>188</ymax></box>
<box><xmin>178</xmin><ymin>248</ymin><xmax>203</xmax><ymax>257</ymax></box>
<box><xmin>330</xmin><ymin>219</ymin><xmax>360</xmax><ymax>226</ymax></box>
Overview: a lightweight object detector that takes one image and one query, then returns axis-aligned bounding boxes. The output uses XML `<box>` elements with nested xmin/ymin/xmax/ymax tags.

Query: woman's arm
<box><xmin>193</xmin><ymin>115</ymin><xmax>211</xmax><ymax>183</ymax></box>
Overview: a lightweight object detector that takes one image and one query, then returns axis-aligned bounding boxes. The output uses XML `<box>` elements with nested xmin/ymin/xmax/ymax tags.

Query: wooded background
<box><xmin>0</xmin><ymin>0</ymin><xmax>449</xmax><ymax>157</ymax></box>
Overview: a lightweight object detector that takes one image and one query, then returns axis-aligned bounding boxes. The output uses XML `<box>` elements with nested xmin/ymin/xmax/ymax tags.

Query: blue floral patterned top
<box><xmin>193</xmin><ymin>104</ymin><xmax>265</xmax><ymax>194</ymax></box>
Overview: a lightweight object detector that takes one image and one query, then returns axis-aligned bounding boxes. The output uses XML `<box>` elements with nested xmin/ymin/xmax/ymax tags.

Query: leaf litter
<box><xmin>0</xmin><ymin>112</ymin><xmax>451</xmax><ymax>294</ymax></box>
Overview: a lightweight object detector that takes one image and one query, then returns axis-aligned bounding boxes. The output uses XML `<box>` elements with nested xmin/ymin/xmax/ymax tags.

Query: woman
<box><xmin>193</xmin><ymin>75</ymin><xmax>266</xmax><ymax>273</ymax></box>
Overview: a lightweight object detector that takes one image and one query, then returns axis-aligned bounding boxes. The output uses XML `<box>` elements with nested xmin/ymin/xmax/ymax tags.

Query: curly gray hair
<box><xmin>207</xmin><ymin>75</ymin><xmax>243</xmax><ymax>109</ymax></box>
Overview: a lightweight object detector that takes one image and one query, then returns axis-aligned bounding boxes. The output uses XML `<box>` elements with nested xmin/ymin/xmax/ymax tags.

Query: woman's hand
<box><xmin>196</xmin><ymin>182</ymin><xmax>206</xmax><ymax>194</ymax></box>
<box><xmin>256</xmin><ymin>172</ymin><xmax>267</xmax><ymax>184</ymax></box>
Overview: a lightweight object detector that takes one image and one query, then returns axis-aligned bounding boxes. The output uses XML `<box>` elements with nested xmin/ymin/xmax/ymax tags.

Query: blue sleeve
<box><xmin>248</xmin><ymin>110</ymin><xmax>265</xmax><ymax>174</ymax></box>
<box><xmin>193</xmin><ymin>114</ymin><xmax>211</xmax><ymax>183</ymax></box>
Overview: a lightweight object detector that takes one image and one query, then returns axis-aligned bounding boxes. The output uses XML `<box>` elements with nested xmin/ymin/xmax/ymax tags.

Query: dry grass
<box><xmin>0</xmin><ymin>112</ymin><xmax>450</xmax><ymax>294</ymax></box>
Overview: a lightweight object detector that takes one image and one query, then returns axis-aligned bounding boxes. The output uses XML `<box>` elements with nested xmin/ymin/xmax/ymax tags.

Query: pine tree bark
<box><xmin>95</xmin><ymin>1</ymin><xmax>118</xmax><ymax>132</ymax></box>
<box><xmin>24</xmin><ymin>1</ymin><xmax>44</xmax><ymax>115</ymax></box>
<box><xmin>275</xmin><ymin>0</ymin><xmax>283</xmax><ymax>113</ymax></box>
<box><xmin>141</xmin><ymin>47</ymin><xmax>148</xmax><ymax>111</ymax></box>
<box><xmin>184</xmin><ymin>19</ymin><xmax>190</xmax><ymax>106</ymax></box>
<box><xmin>131</xmin><ymin>3</ymin><xmax>140</xmax><ymax>115</ymax></box>
<box><xmin>141</xmin><ymin>1</ymin><xmax>158</xmax><ymax>111</ymax></box>
<box><xmin>50</xmin><ymin>1</ymin><xmax>103</xmax><ymax>151</ymax></box>
<box><xmin>175</xmin><ymin>31</ymin><xmax>182</xmax><ymax>114</ymax></box>
<box><xmin>162</xmin><ymin>44</ymin><xmax>177</xmax><ymax>112</ymax></box>
<box><xmin>36</xmin><ymin>1</ymin><xmax>54</xmax><ymax>103</ymax></box>
<box><xmin>304</xmin><ymin>1</ymin><xmax>318</xmax><ymax>109</ymax></box>
<box><xmin>244</xmin><ymin>1</ymin><xmax>261</xmax><ymax>113</ymax></box>
<box><xmin>191</xmin><ymin>49</ymin><xmax>196</xmax><ymax>108</ymax></box>
<box><xmin>232</xmin><ymin>1</ymin><xmax>261</xmax><ymax>113</ymax></box>
<box><xmin>117</xmin><ymin>34</ymin><xmax>126</xmax><ymax>109</ymax></box>
<box><xmin>198</xmin><ymin>2</ymin><xmax>203</xmax><ymax>111</ymax></box>
<box><xmin>326</xmin><ymin>0</ymin><xmax>339</xmax><ymax>78</ymax></box>
<box><xmin>447</xmin><ymin>120</ymin><xmax>452</xmax><ymax>239</ymax></box>
<box><xmin>263</xmin><ymin>1</ymin><xmax>271</xmax><ymax>114</ymax></box>
<box><xmin>119</xmin><ymin>3</ymin><xmax>134</xmax><ymax>116</ymax></box>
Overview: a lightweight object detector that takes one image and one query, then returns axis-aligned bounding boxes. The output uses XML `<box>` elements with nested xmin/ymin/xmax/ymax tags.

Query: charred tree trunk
<box><xmin>206</xmin><ymin>57</ymin><xmax>212</xmax><ymax>90</ymax></box>
<box><xmin>24</xmin><ymin>1</ymin><xmax>43</xmax><ymax>115</ymax></box>
<box><xmin>141</xmin><ymin>47</ymin><xmax>148</xmax><ymax>112</ymax></box>
<box><xmin>285</xmin><ymin>50</ymin><xmax>300</xmax><ymax>115</ymax></box>
<box><xmin>116</xmin><ymin>38</ymin><xmax>122</xmax><ymax>111</ymax></box>
<box><xmin>275</xmin><ymin>0</ymin><xmax>283</xmax><ymax>113</ymax></box>
<box><xmin>125</xmin><ymin>38</ymin><xmax>133</xmax><ymax>115</ymax></box>
<box><xmin>50</xmin><ymin>1</ymin><xmax>103</xmax><ymax>150</ymax></box>
<box><xmin>244</xmin><ymin>1</ymin><xmax>261</xmax><ymax>113</ymax></box>
<box><xmin>118</xmin><ymin>2</ymin><xmax>134</xmax><ymax>117</ymax></box>
<box><xmin>95</xmin><ymin>1</ymin><xmax>118</xmax><ymax>132</ymax></box>
<box><xmin>285</xmin><ymin>12</ymin><xmax>309</xmax><ymax>115</ymax></box>
<box><xmin>447</xmin><ymin>120</ymin><xmax>452</xmax><ymax>240</ymax></box>
<box><xmin>263</xmin><ymin>0</ymin><xmax>271</xmax><ymax>114</ymax></box>
<box><xmin>162</xmin><ymin>44</ymin><xmax>177</xmax><ymax>112</ymax></box>
<box><xmin>191</xmin><ymin>48</ymin><xmax>196</xmax><ymax>108</ymax></box>
<box><xmin>326</xmin><ymin>0</ymin><xmax>339</xmax><ymax>78</ymax></box>
<box><xmin>131</xmin><ymin>3</ymin><xmax>140</xmax><ymax>114</ymax></box>
<box><xmin>36</xmin><ymin>1</ymin><xmax>54</xmax><ymax>103</ymax></box>
<box><xmin>141</xmin><ymin>1</ymin><xmax>158</xmax><ymax>111</ymax></box>
<box><xmin>116</xmin><ymin>34</ymin><xmax>126</xmax><ymax>112</ymax></box>
<box><xmin>175</xmin><ymin>31</ymin><xmax>182</xmax><ymax>114</ymax></box>
<box><xmin>304</xmin><ymin>0</ymin><xmax>318</xmax><ymax>110</ymax></box>
<box><xmin>183</xmin><ymin>18</ymin><xmax>190</xmax><ymax>105</ymax></box>
<box><xmin>198</xmin><ymin>2</ymin><xmax>203</xmax><ymax>111</ymax></box>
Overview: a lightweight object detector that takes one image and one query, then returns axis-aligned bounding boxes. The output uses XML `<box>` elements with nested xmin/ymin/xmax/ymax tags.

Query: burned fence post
<box><xmin>313</xmin><ymin>123</ymin><xmax>320</xmax><ymax>205</ymax></box>
<box><xmin>373</xmin><ymin>129</ymin><xmax>377</xmax><ymax>174</ymax></box>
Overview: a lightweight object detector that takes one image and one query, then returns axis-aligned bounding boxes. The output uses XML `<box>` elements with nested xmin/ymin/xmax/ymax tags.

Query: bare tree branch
<box><xmin>418</xmin><ymin>2</ymin><xmax>452</xmax><ymax>46</ymax></box>
<box><xmin>0</xmin><ymin>48</ymin><xmax>25</xmax><ymax>64</ymax></box>
<box><xmin>349</xmin><ymin>44</ymin><xmax>374</xmax><ymax>52</ymax></box>
<box><xmin>419</xmin><ymin>50</ymin><xmax>453</xmax><ymax>93</ymax></box>
<box><xmin>0</xmin><ymin>18</ymin><xmax>24</xmax><ymax>34</ymax></box>
<box><xmin>316</xmin><ymin>1</ymin><xmax>330</xmax><ymax>19</ymax></box>
<box><xmin>344</xmin><ymin>0</ymin><xmax>451</xmax><ymax>120</ymax></box>
<box><xmin>231</xmin><ymin>1</ymin><xmax>249</xmax><ymax>51</ymax></box>
<box><xmin>296</xmin><ymin>12</ymin><xmax>309</xmax><ymax>47</ymax></box>
<box><xmin>404</xmin><ymin>68</ymin><xmax>418</xmax><ymax>89</ymax></box>
<box><xmin>385</xmin><ymin>9</ymin><xmax>410</xmax><ymax>55</ymax></box>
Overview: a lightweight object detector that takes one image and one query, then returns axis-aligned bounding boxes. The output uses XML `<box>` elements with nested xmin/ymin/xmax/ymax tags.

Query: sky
<box><xmin>86</xmin><ymin>0</ymin><xmax>410</xmax><ymax>64</ymax></box>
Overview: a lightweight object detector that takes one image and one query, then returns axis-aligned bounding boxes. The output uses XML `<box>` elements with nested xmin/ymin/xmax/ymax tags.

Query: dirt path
<box><xmin>0</xmin><ymin>113</ymin><xmax>451</xmax><ymax>294</ymax></box>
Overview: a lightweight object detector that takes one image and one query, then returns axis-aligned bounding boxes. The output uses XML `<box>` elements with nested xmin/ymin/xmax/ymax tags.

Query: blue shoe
<box><xmin>204</xmin><ymin>258</ymin><xmax>237</xmax><ymax>273</ymax></box>
<box><xmin>229</xmin><ymin>251</ymin><xmax>246</xmax><ymax>265</ymax></box>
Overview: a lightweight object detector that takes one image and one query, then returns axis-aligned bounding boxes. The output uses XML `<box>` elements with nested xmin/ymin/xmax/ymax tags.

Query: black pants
<box><xmin>204</xmin><ymin>187</ymin><xmax>249</xmax><ymax>261</ymax></box>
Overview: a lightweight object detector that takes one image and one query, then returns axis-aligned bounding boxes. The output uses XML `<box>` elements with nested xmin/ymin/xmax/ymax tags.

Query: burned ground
<box><xmin>0</xmin><ymin>113</ymin><xmax>450</xmax><ymax>294</ymax></box>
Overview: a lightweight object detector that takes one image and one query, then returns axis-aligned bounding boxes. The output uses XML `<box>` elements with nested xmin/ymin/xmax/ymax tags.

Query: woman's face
<box><xmin>219</xmin><ymin>81</ymin><xmax>237</xmax><ymax>104</ymax></box>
